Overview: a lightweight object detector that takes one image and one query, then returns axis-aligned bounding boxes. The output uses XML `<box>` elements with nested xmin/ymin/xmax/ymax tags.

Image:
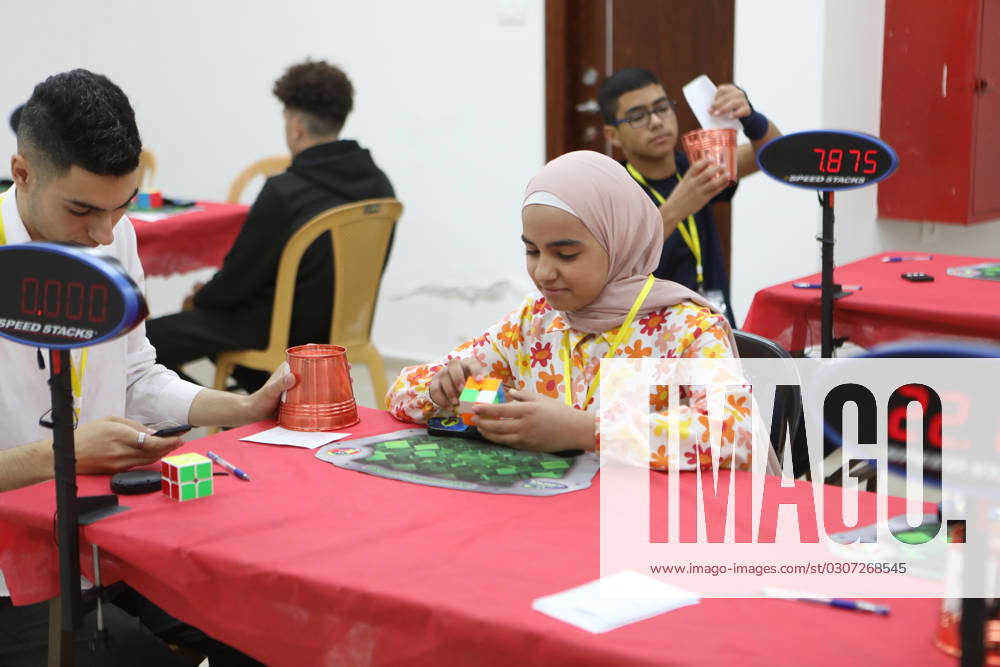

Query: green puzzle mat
<box><xmin>315</xmin><ymin>429</ymin><xmax>599</xmax><ymax>496</ymax></box>
<box><xmin>947</xmin><ymin>262</ymin><xmax>1000</xmax><ymax>282</ymax></box>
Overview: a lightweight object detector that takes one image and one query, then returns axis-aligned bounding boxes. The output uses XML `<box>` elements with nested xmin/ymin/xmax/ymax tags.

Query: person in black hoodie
<box><xmin>147</xmin><ymin>60</ymin><xmax>395</xmax><ymax>391</ymax></box>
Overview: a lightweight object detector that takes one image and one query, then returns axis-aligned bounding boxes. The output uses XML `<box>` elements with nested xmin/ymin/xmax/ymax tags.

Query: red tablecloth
<box><xmin>130</xmin><ymin>201</ymin><xmax>249</xmax><ymax>277</ymax></box>
<box><xmin>0</xmin><ymin>408</ymin><xmax>951</xmax><ymax>666</ymax></box>
<box><xmin>742</xmin><ymin>251</ymin><xmax>1000</xmax><ymax>352</ymax></box>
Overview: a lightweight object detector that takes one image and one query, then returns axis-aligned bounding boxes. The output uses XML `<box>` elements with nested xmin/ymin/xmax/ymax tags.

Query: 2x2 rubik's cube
<box><xmin>459</xmin><ymin>377</ymin><xmax>505</xmax><ymax>425</ymax></box>
<box><xmin>161</xmin><ymin>453</ymin><xmax>214</xmax><ymax>501</ymax></box>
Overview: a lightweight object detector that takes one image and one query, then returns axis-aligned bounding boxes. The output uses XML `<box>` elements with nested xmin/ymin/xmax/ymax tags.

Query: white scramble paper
<box><xmin>531</xmin><ymin>570</ymin><xmax>700</xmax><ymax>633</ymax></box>
<box><xmin>239</xmin><ymin>426</ymin><xmax>350</xmax><ymax>449</ymax></box>
<box><xmin>682</xmin><ymin>74</ymin><xmax>742</xmax><ymax>132</ymax></box>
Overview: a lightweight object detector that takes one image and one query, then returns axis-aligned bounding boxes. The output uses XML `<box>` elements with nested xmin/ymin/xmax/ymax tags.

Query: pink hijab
<box><xmin>523</xmin><ymin>150</ymin><xmax>721</xmax><ymax>335</ymax></box>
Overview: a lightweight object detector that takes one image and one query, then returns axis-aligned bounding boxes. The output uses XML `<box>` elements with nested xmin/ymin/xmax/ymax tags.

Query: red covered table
<box><xmin>0</xmin><ymin>408</ymin><xmax>951</xmax><ymax>666</ymax></box>
<box><xmin>742</xmin><ymin>251</ymin><xmax>1000</xmax><ymax>352</ymax></box>
<box><xmin>130</xmin><ymin>202</ymin><xmax>249</xmax><ymax>277</ymax></box>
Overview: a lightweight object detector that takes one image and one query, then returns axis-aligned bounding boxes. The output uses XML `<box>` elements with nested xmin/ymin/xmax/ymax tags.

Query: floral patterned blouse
<box><xmin>385</xmin><ymin>294</ymin><xmax>754</xmax><ymax>471</ymax></box>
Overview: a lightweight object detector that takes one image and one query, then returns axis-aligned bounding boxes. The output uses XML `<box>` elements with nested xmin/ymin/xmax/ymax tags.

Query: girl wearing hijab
<box><xmin>386</xmin><ymin>151</ymin><xmax>755</xmax><ymax>471</ymax></box>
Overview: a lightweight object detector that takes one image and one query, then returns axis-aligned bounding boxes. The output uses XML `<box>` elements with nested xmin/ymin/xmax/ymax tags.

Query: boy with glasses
<box><xmin>598</xmin><ymin>68</ymin><xmax>781</xmax><ymax>324</ymax></box>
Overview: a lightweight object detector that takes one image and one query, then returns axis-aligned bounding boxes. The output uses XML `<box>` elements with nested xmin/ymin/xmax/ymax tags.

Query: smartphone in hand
<box><xmin>151</xmin><ymin>424</ymin><xmax>193</xmax><ymax>437</ymax></box>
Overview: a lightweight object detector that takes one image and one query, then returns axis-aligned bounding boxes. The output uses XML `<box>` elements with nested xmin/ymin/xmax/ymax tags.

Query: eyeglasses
<box><xmin>611</xmin><ymin>99</ymin><xmax>676</xmax><ymax>129</ymax></box>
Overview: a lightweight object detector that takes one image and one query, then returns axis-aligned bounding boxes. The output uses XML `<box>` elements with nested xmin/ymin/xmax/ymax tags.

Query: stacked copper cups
<box><xmin>681</xmin><ymin>128</ymin><xmax>738</xmax><ymax>183</ymax></box>
<box><xmin>279</xmin><ymin>344</ymin><xmax>360</xmax><ymax>431</ymax></box>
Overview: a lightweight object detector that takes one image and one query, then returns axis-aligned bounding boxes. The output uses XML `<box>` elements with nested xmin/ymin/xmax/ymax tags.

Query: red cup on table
<box><xmin>681</xmin><ymin>128</ymin><xmax>738</xmax><ymax>183</ymax></box>
<box><xmin>279</xmin><ymin>344</ymin><xmax>360</xmax><ymax>431</ymax></box>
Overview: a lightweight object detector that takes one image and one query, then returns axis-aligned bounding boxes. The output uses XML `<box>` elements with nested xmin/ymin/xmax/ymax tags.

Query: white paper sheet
<box><xmin>531</xmin><ymin>570</ymin><xmax>700</xmax><ymax>634</ymax></box>
<box><xmin>682</xmin><ymin>74</ymin><xmax>742</xmax><ymax>132</ymax></box>
<box><xmin>239</xmin><ymin>426</ymin><xmax>350</xmax><ymax>449</ymax></box>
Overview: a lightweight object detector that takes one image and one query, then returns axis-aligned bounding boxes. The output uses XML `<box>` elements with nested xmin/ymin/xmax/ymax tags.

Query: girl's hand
<box><xmin>429</xmin><ymin>358</ymin><xmax>487</xmax><ymax>409</ymax></box>
<box><xmin>471</xmin><ymin>389</ymin><xmax>596</xmax><ymax>452</ymax></box>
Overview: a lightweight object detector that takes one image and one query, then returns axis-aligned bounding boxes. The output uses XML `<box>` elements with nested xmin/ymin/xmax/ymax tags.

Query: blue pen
<box><xmin>760</xmin><ymin>587</ymin><xmax>889</xmax><ymax>615</ymax></box>
<box><xmin>206</xmin><ymin>451</ymin><xmax>252</xmax><ymax>481</ymax></box>
<box><xmin>881</xmin><ymin>255</ymin><xmax>933</xmax><ymax>263</ymax></box>
<box><xmin>792</xmin><ymin>282</ymin><xmax>863</xmax><ymax>290</ymax></box>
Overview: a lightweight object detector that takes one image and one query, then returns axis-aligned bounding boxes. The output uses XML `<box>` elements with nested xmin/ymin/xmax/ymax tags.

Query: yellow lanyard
<box><xmin>625</xmin><ymin>162</ymin><xmax>703</xmax><ymax>286</ymax></box>
<box><xmin>559</xmin><ymin>274</ymin><xmax>655</xmax><ymax>409</ymax></box>
<box><xmin>0</xmin><ymin>191</ymin><xmax>88</xmax><ymax>418</ymax></box>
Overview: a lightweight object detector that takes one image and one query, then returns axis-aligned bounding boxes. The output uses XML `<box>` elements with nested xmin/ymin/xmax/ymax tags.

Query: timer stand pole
<box><xmin>818</xmin><ymin>191</ymin><xmax>853</xmax><ymax>358</ymax></box>
<box><xmin>49</xmin><ymin>348</ymin><xmax>80</xmax><ymax>666</ymax></box>
<box><xmin>47</xmin><ymin>350</ymin><xmax>126</xmax><ymax>667</ymax></box>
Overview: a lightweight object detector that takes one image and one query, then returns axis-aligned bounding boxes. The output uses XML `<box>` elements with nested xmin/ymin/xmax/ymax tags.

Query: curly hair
<box><xmin>17</xmin><ymin>69</ymin><xmax>141</xmax><ymax>176</ymax></box>
<box><xmin>273</xmin><ymin>60</ymin><xmax>354</xmax><ymax>136</ymax></box>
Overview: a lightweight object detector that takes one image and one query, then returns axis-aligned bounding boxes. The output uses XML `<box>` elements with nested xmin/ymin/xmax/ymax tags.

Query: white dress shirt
<box><xmin>0</xmin><ymin>186</ymin><xmax>204</xmax><ymax>596</ymax></box>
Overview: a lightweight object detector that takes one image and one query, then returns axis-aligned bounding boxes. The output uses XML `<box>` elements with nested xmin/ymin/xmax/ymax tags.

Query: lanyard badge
<box><xmin>625</xmin><ymin>162</ymin><xmax>704</xmax><ymax>288</ymax></box>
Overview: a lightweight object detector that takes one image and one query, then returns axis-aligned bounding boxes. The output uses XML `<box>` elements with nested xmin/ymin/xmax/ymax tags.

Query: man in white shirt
<box><xmin>0</xmin><ymin>70</ymin><xmax>280</xmax><ymax>665</ymax></box>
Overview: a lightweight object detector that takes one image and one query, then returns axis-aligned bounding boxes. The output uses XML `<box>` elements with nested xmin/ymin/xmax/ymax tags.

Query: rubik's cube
<box><xmin>135</xmin><ymin>190</ymin><xmax>163</xmax><ymax>209</ymax></box>
<box><xmin>458</xmin><ymin>377</ymin><xmax>504</xmax><ymax>426</ymax></box>
<box><xmin>161</xmin><ymin>453</ymin><xmax>214</xmax><ymax>502</ymax></box>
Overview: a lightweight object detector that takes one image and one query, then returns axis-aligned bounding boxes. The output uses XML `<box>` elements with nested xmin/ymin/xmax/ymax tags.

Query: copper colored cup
<box><xmin>279</xmin><ymin>344</ymin><xmax>360</xmax><ymax>431</ymax></box>
<box><xmin>681</xmin><ymin>128</ymin><xmax>738</xmax><ymax>182</ymax></box>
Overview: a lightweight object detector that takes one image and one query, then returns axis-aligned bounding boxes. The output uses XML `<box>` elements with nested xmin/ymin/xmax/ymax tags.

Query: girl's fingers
<box><xmin>473</xmin><ymin>416</ymin><xmax>520</xmax><ymax>435</ymax></box>
<box><xmin>448</xmin><ymin>362</ymin><xmax>467</xmax><ymax>404</ymax></box>
<box><xmin>463</xmin><ymin>358</ymin><xmax>486</xmax><ymax>380</ymax></box>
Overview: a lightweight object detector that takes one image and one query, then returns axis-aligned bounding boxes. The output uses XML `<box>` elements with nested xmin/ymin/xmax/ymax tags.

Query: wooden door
<box><xmin>545</xmin><ymin>0</ymin><xmax>736</xmax><ymax>270</ymax></box>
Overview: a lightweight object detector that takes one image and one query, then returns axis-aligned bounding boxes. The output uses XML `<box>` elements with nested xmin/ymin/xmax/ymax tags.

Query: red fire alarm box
<box><xmin>878</xmin><ymin>0</ymin><xmax>1000</xmax><ymax>224</ymax></box>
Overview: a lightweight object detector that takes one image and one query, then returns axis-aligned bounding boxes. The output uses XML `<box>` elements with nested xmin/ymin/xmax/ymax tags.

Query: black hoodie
<box><xmin>194</xmin><ymin>140</ymin><xmax>395</xmax><ymax>347</ymax></box>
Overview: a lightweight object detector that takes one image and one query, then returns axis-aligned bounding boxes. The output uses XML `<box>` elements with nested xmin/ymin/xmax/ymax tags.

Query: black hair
<box><xmin>597</xmin><ymin>67</ymin><xmax>663</xmax><ymax>125</ymax></box>
<box><xmin>9</xmin><ymin>104</ymin><xmax>23</xmax><ymax>133</ymax></box>
<box><xmin>17</xmin><ymin>69</ymin><xmax>141</xmax><ymax>176</ymax></box>
<box><xmin>273</xmin><ymin>59</ymin><xmax>354</xmax><ymax>136</ymax></box>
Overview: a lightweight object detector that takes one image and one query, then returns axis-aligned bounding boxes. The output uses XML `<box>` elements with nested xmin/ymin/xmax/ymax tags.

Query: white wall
<box><xmin>731</xmin><ymin>0</ymin><xmax>827</xmax><ymax>325</ymax></box>
<box><xmin>732</xmin><ymin>0</ymin><xmax>1000</xmax><ymax>326</ymax></box>
<box><xmin>0</xmin><ymin>0</ymin><xmax>543</xmax><ymax>362</ymax></box>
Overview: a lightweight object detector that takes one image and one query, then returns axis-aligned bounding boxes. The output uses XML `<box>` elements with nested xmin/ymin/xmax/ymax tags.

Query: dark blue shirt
<box><xmin>625</xmin><ymin>152</ymin><xmax>737</xmax><ymax>325</ymax></box>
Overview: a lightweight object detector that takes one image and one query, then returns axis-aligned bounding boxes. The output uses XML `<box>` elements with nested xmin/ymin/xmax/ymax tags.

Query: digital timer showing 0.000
<box><xmin>19</xmin><ymin>278</ymin><xmax>109</xmax><ymax>323</ymax></box>
<box><xmin>0</xmin><ymin>242</ymin><xmax>146</xmax><ymax>349</ymax></box>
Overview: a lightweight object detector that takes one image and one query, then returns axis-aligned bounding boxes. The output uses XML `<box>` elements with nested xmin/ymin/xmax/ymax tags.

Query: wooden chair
<box><xmin>137</xmin><ymin>149</ymin><xmax>157</xmax><ymax>189</ymax></box>
<box><xmin>213</xmin><ymin>198</ymin><xmax>403</xmax><ymax>405</ymax></box>
<box><xmin>226</xmin><ymin>155</ymin><xmax>291</xmax><ymax>203</ymax></box>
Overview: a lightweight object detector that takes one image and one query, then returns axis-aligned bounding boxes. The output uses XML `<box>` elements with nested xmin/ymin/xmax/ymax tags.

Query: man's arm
<box><xmin>0</xmin><ymin>440</ymin><xmax>51</xmax><ymax>492</ymax></box>
<box><xmin>186</xmin><ymin>365</ymin><xmax>295</xmax><ymax>428</ymax></box>
<box><xmin>0</xmin><ymin>417</ymin><xmax>184</xmax><ymax>493</ymax></box>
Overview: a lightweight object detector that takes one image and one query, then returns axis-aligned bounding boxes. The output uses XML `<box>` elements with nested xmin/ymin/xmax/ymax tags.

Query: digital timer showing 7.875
<box><xmin>812</xmin><ymin>147</ymin><xmax>880</xmax><ymax>175</ymax></box>
<box><xmin>758</xmin><ymin>130</ymin><xmax>899</xmax><ymax>190</ymax></box>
